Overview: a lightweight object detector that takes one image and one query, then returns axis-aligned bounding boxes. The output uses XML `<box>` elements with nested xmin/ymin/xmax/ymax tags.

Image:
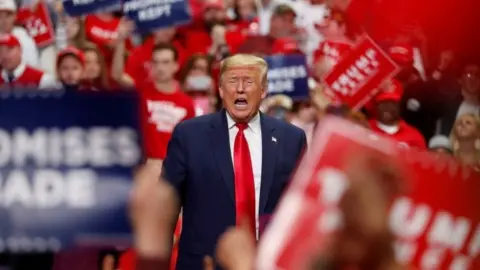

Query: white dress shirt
<box><xmin>226</xmin><ymin>112</ymin><xmax>262</xmax><ymax>239</ymax></box>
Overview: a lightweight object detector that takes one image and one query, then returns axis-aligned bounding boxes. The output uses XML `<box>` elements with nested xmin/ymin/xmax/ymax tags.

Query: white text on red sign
<box><xmin>330</xmin><ymin>48</ymin><xmax>379</xmax><ymax>96</ymax></box>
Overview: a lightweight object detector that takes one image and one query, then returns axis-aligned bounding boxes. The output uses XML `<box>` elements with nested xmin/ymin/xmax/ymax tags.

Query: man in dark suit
<box><xmin>162</xmin><ymin>54</ymin><xmax>307</xmax><ymax>270</ymax></box>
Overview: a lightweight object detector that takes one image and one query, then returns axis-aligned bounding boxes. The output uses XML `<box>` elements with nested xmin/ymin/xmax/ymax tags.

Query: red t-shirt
<box><xmin>139</xmin><ymin>81</ymin><xmax>195</xmax><ymax>160</ymax></box>
<box><xmin>369</xmin><ymin>119</ymin><xmax>427</xmax><ymax>150</ymax></box>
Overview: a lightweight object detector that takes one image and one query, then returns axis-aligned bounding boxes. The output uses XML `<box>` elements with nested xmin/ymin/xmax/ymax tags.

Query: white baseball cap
<box><xmin>428</xmin><ymin>135</ymin><xmax>452</xmax><ymax>150</ymax></box>
<box><xmin>0</xmin><ymin>0</ymin><xmax>17</xmax><ymax>11</ymax></box>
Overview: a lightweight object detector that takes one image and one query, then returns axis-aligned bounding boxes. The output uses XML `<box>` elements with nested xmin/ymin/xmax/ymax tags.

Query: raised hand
<box><xmin>129</xmin><ymin>163</ymin><xmax>179</xmax><ymax>259</ymax></box>
<box><xmin>216</xmin><ymin>219</ymin><xmax>256</xmax><ymax>270</ymax></box>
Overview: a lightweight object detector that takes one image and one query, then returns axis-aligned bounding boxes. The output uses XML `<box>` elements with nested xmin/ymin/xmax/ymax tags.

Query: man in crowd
<box><xmin>237</xmin><ymin>4</ymin><xmax>297</xmax><ymax>55</ymax></box>
<box><xmin>369</xmin><ymin>79</ymin><xmax>426</xmax><ymax>149</ymax></box>
<box><xmin>124</xmin><ymin>27</ymin><xmax>185</xmax><ymax>86</ymax></box>
<box><xmin>0</xmin><ymin>34</ymin><xmax>56</xmax><ymax>88</ymax></box>
<box><xmin>161</xmin><ymin>54</ymin><xmax>306</xmax><ymax>269</ymax></box>
<box><xmin>112</xmin><ymin>27</ymin><xmax>195</xmax><ymax>165</ymax></box>
<box><xmin>439</xmin><ymin>64</ymin><xmax>480</xmax><ymax>136</ymax></box>
<box><xmin>0</xmin><ymin>0</ymin><xmax>39</xmax><ymax>67</ymax></box>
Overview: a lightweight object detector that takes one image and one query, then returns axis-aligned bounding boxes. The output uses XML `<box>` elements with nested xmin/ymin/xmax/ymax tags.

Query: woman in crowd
<box><xmin>290</xmin><ymin>100</ymin><xmax>317</xmax><ymax>145</ymax></box>
<box><xmin>179</xmin><ymin>54</ymin><xmax>212</xmax><ymax>86</ymax></box>
<box><xmin>227</xmin><ymin>0</ymin><xmax>258</xmax><ymax>32</ymax></box>
<box><xmin>55</xmin><ymin>11</ymin><xmax>93</xmax><ymax>50</ymax></box>
<box><xmin>450</xmin><ymin>113</ymin><xmax>480</xmax><ymax>170</ymax></box>
<box><xmin>81</xmin><ymin>44</ymin><xmax>110</xmax><ymax>90</ymax></box>
<box><xmin>179</xmin><ymin>54</ymin><xmax>217</xmax><ymax>115</ymax></box>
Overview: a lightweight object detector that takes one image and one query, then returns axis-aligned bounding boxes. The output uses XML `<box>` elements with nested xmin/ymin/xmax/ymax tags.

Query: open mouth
<box><xmin>234</xmin><ymin>98</ymin><xmax>248</xmax><ymax>109</ymax></box>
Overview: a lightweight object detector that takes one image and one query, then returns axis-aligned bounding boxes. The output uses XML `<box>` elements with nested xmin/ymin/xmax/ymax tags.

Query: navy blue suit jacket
<box><xmin>162</xmin><ymin>110</ymin><xmax>307</xmax><ymax>270</ymax></box>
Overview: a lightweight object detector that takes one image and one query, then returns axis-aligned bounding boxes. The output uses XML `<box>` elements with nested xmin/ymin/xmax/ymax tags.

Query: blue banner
<box><xmin>265</xmin><ymin>55</ymin><xmax>309</xmax><ymax>99</ymax></box>
<box><xmin>63</xmin><ymin>0</ymin><xmax>122</xmax><ymax>16</ymax></box>
<box><xmin>124</xmin><ymin>0</ymin><xmax>192</xmax><ymax>33</ymax></box>
<box><xmin>0</xmin><ymin>89</ymin><xmax>141</xmax><ymax>253</ymax></box>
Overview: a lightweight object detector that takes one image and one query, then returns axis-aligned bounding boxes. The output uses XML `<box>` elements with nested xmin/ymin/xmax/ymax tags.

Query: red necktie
<box><xmin>233</xmin><ymin>123</ymin><xmax>256</xmax><ymax>235</ymax></box>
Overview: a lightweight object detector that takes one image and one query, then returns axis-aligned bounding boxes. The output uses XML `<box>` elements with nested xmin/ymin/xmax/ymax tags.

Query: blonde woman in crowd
<box><xmin>450</xmin><ymin>113</ymin><xmax>480</xmax><ymax>170</ymax></box>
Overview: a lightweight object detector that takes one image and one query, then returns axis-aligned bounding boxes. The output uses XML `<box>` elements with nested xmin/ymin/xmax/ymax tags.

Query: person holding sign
<box><xmin>162</xmin><ymin>54</ymin><xmax>307</xmax><ymax>269</ymax></box>
<box><xmin>112</xmin><ymin>24</ymin><xmax>195</xmax><ymax>165</ymax></box>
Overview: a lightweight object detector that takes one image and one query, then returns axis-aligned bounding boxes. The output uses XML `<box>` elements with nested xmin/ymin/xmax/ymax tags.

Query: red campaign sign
<box><xmin>17</xmin><ymin>2</ymin><xmax>55</xmax><ymax>48</ymax></box>
<box><xmin>257</xmin><ymin>116</ymin><xmax>480</xmax><ymax>270</ymax></box>
<box><xmin>322</xmin><ymin>36</ymin><xmax>399</xmax><ymax>110</ymax></box>
<box><xmin>315</xmin><ymin>40</ymin><xmax>353</xmax><ymax>66</ymax></box>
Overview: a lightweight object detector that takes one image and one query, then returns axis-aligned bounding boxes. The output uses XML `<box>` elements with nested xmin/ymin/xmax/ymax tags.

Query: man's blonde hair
<box><xmin>219</xmin><ymin>54</ymin><xmax>268</xmax><ymax>86</ymax></box>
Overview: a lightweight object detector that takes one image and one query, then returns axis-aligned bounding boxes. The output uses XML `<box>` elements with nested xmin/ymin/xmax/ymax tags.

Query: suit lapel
<box><xmin>260</xmin><ymin>114</ymin><xmax>277</xmax><ymax>214</ymax></box>
<box><xmin>210</xmin><ymin>110</ymin><xmax>235</xmax><ymax>202</ymax></box>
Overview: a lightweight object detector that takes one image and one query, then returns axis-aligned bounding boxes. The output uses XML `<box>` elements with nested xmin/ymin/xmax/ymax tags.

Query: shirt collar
<box><xmin>1</xmin><ymin>62</ymin><xmax>26</xmax><ymax>82</ymax></box>
<box><xmin>376</xmin><ymin>121</ymin><xmax>400</xmax><ymax>135</ymax></box>
<box><xmin>226</xmin><ymin>111</ymin><xmax>261</xmax><ymax>134</ymax></box>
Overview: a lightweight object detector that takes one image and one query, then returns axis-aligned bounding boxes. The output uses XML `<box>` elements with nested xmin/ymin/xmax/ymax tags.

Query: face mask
<box><xmin>185</xmin><ymin>75</ymin><xmax>213</xmax><ymax>91</ymax></box>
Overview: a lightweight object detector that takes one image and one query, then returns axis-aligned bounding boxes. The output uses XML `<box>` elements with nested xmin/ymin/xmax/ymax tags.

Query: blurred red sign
<box><xmin>322</xmin><ymin>36</ymin><xmax>399</xmax><ymax>110</ymax></box>
<box><xmin>257</xmin><ymin>116</ymin><xmax>480</xmax><ymax>270</ymax></box>
<box><xmin>17</xmin><ymin>3</ymin><xmax>55</xmax><ymax>48</ymax></box>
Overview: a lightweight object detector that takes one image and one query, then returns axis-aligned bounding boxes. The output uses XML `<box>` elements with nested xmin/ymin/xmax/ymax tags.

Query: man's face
<box><xmin>375</xmin><ymin>100</ymin><xmax>400</xmax><ymax>125</ymax></box>
<box><xmin>462</xmin><ymin>65</ymin><xmax>480</xmax><ymax>96</ymax></box>
<box><xmin>0</xmin><ymin>45</ymin><xmax>21</xmax><ymax>70</ymax></box>
<box><xmin>58</xmin><ymin>55</ymin><xmax>84</xmax><ymax>85</ymax></box>
<box><xmin>0</xmin><ymin>11</ymin><xmax>15</xmax><ymax>34</ymax></box>
<box><xmin>219</xmin><ymin>67</ymin><xmax>266</xmax><ymax>123</ymax></box>
<box><xmin>151</xmin><ymin>49</ymin><xmax>178</xmax><ymax>83</ymax></box>
<box><xmin>269</xmin><ymin>14</ymin><xmax>294</xmax><ymax>38</ymax></box>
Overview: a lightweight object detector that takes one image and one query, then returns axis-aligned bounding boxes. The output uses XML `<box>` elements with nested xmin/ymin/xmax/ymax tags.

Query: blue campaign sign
<box><xmin>63</xmin><ymin>0</ymin><xmax>122</xmax><ymax>16</ymax></box>
<box><xmin>0</xmin><ymin>89</ymin><xmax>142</xmax><ymax>253</ymax></box>
<box><xmin>124</xmin><ymin>0</ymin><xmax>192</xmax><ymax>34</ymax></box>
<box><xmin>265</xmin><ymin>55</ymin><xmax>309</xmax><ymax>99</ymax></box>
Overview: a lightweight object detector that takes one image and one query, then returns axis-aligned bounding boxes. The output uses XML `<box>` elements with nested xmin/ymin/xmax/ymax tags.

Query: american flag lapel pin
<box><xmin>272</xmin><ymin>136</ymin><xmax>277</xmax><ymax>143</ymax></box>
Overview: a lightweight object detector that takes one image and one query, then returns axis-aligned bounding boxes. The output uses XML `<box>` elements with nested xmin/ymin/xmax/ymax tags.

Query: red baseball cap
<box><xmin>374</xmin><ymin>79</ymin><xmax>404</xmax><ymax>103</ymax></box>
<box><xmin>57</xmin><ymin>46</ymin><xmax>85</xmax><ymax>66</ymax></box>
<box><xmin>389</xmin><ymin>42</ymin><xmax>413</xmax><ymax>65</ymax></box>
<box><xmin>0</xmin><ymin>34</ymin><xmax>20</xmax><ymax>48</ymax></box>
